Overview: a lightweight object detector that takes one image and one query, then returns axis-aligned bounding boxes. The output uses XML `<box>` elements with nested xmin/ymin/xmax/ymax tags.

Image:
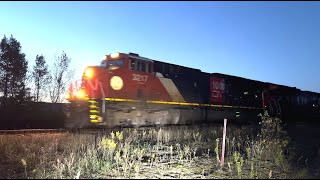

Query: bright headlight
<box><xmin>76</xmin><ymin>89</ymin><xmax>86</xmax><ymax>99</ymax></box>
<box><xmin>110</xmin><ymin>52</ymin><xmax>120</xmax><ymax>58</ymax></box>
<box><xmin>110</xmin><ymin>76</ymin><xmax>123</xmax><ymax>90</ymax></box>
<box><xmin>84</xmin><ymin>68</ymin><xmax>94</xmax><ymax>79</ymax></box>
<box><xmin>65</xmin><ymin>93</ymin><xmax>71</xmax><ymax>100</ymax></box>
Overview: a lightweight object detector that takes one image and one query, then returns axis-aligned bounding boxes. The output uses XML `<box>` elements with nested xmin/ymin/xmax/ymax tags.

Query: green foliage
<box><xmin>250</xmin><ymin>161</ymin><xmax>254</xmax><ymax>178</ymax></box>
<box><xmin>233</xmin><ymin>151</ymin><xmax>244</xmax><ymax>178</ymax></box>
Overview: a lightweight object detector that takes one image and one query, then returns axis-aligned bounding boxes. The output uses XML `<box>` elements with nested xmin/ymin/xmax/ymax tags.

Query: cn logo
<box><xmin>210</xmin><ymin>77</ymin><xmax>225</xmax><ymax>103</ymax></box>
<box><xmin>212</xmin><ymin>79</ymin><xmax>225</xmax><ymax>91</ymax></box>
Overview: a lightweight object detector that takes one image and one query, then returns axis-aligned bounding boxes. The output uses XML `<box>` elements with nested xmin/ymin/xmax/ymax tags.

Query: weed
<box><xmin>0</xmin><ymin>115</ymin><xmax>310</xmax><ymax>178</ymax></box>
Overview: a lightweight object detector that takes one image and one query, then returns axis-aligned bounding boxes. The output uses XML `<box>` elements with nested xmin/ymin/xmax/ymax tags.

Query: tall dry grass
<box><xmin>0</xmin><ymin>114</ymin><xmax>313</xmax><ymax>179</ymax></box>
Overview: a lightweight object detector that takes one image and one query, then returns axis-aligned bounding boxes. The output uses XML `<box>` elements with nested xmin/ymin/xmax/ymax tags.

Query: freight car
<box><xmin>64</xmin><ymin>52</ymin><xmax>320</xmax><ymax>128</ymax></box>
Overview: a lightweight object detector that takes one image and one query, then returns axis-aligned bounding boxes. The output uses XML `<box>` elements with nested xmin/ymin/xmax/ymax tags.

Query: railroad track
<box><xmin>0</xmin><ymin>128</ymin><xmax>69</xmax><ymax>134</ymax></box>
<box><xmin>0</xmin><ymin>123</ymin><xmax>227</xmax><ymax>135</ymax></box>
<box><xmin>0</xmin><ymin>128</ymin><xmax>112</xmax><ymax>135</ymax></box>
<box><xmin>0</xmin><ymin>126</ymin><xmax>159</xmax><ymax>135</ymax></box>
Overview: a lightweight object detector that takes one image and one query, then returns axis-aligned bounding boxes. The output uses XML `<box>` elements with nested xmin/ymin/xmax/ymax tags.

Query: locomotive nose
<box><xmin>82</xmin><ymin>66</ymin><xmax>106</xmax><ymax>99</ymax></box>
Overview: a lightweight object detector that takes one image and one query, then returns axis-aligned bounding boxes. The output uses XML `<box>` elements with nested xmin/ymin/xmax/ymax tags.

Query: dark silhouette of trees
<box><xmin>0</xmin><ymin>34</ymin><xmax>71</xmax><ymax>129</ymax></box>
<box><xmin>49</xmin><ymin>51</ymin><xmax>74</xmax><ymax>103</ymax></box>
<box><xmin>32</xmin><ymin>55</ymin><xmax>50</xmax><ymax>102</ymax></box>
<box><xmin>0</xmin><ymin>35</ymin><xmax>29</xmax><ymax>107</ymax></box>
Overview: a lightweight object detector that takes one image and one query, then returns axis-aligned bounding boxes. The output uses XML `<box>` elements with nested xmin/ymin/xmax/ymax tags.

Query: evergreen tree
<box><xmin>0</xmin><ymin>34</ymin><xmax>29</xmax><ymax>106</ymax></box>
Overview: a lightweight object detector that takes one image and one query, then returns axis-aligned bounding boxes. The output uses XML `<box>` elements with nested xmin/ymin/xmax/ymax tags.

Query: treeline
<box><xmin>0</xmin><ymin>34</ymin><xmax>74</xmax><ymax>107</ymax></box>
<box><xmin>0</xmin><ymin>34</ymin><xmax>74</xmax><ymax>129</ymax></box>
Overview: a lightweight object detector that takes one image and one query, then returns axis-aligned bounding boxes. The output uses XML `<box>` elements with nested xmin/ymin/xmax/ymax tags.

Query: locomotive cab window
<box><xmin>101</xmin><ymin>59</ymin><xmax>124</xmax><ymax>70</ymax></box>
<box><xmin>100</xmin><ymin>60</ymin><xmax>107</xmax><ymax>67</ymax></box>
<box><xmin>130</xmin><ymin>58</ymin><xmax>151</xmax><ymax>73</ymax></box>
<box><xmin>107</xmin><ymin>59</ymin><xmax>124</xmax><ymax>70</ymax></box>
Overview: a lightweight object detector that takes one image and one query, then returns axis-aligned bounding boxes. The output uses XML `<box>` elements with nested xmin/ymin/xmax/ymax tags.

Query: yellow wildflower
<box><xmin>101</xmin><ymin>138</ymin><xmax>117</xmax><ymax>151</ymax></box>
<box><xmin>116</xmin><ymin>131</ymin><xmax>123</xmax><ymax>141</ymax></box>
<box><xmin>111</xmin><ymin>132</ymin><xmax>115</xmax><ymax>140</ymax></box>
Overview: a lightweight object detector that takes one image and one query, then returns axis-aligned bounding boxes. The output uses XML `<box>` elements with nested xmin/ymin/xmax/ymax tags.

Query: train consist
<box><xmin>65</xmin><ymin>52</ymin><xmax>320</xmax><ymax>128</ymax></box>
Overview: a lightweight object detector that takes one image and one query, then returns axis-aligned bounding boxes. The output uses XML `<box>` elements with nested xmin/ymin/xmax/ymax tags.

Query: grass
<box><xmin>0</xmin><ymin>113</ymin><xmax>317</xmax><ymax>179</ymax></box>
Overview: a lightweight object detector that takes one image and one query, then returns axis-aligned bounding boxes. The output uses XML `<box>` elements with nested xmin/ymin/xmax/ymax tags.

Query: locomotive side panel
<box><xmin>262</xmin><ymin>84</ymin><xmax>301</xmax><ymax>119</ymax></box>
<box><xmin>153</xmin><ymin>60</ymin><xmax>210</xmax><ymax>104</ymax></box>
<box><xmin>210</xmin><ymin>73</ymin><xmax>265</xmax><ymax>107</ymax></box>
<box><xmin>207</xmin><ymin>73</ymin><xmax>265</xmax><ymax>124</ymax></box>
<box><xmin>151</xmin><ymin>60</ymin><xmax>210</xmax><ymax>125</ymax></box>
<box><xmin>288</xmin><ymin>90</ymin><xmax>320</xmax><ymax>121</ymax></box>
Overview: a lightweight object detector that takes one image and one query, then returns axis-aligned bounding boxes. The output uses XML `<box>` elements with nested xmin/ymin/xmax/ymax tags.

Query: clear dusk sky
<box><xmin>1</xmin><ymin>1</ymin><xmax>320</xmax><ymax>93</ymax></box>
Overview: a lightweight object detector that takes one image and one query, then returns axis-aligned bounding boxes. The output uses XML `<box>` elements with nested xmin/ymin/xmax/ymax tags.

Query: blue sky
<box><xmin>1</xmin><ymin>1</ymin><xmax>320</xmax><ymax>93</ymax></box>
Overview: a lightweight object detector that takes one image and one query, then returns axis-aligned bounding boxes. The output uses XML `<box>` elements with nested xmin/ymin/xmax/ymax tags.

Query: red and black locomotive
<box><xmin>65</xmin><ymin>52</ymin><xmax>320</xmax><ymax>128</ymax></box>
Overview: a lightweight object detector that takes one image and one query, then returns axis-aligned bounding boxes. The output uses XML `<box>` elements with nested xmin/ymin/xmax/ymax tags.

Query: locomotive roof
<box><xmin>128</xmin><ymin>53</ymin><xmax>153</xmax><ymax>62</ymax></box>
<box><xmin>211</xmin><ymin>72</ymin><xmax>300</xmax><ymax>90</ymax></box>
<box><xmin>127</xmin><ymin>52</ymin><xmax>203</xmax><ymax>72</ymax></box>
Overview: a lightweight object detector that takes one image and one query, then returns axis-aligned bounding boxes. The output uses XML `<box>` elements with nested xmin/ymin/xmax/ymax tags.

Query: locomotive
<box><xmin>65</xmin><ymin>52</ymin><xmax>320</xmax><ymax>128</ymax></box>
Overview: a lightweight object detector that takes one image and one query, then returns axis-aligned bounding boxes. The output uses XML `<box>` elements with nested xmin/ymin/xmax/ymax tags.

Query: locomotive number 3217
<box><xmin>132</xmin><ymin>74</ymin><xmax>148</xmax><ymax>82</ymax></box>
